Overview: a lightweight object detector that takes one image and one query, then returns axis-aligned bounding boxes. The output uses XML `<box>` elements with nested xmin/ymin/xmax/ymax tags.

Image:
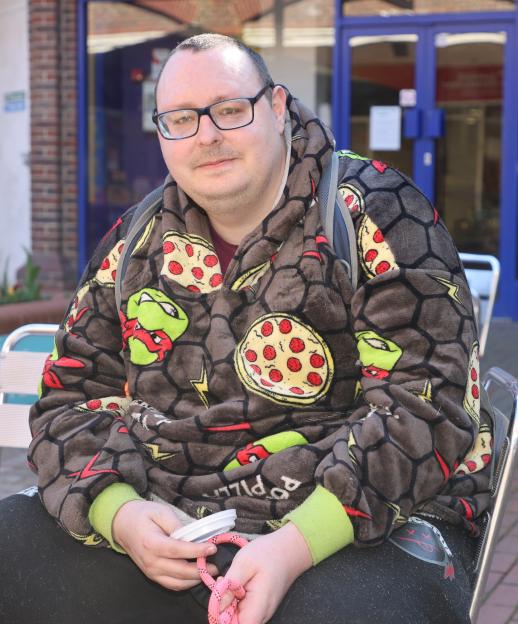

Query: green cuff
<box><xmin>284</xmin><ymin>485</ymin><xmax>354</xmax><ymax>565</ymax></box>
<box><xmin>88</xmin><ymin>482</ymin><xmax>143</xmax><ymax>553</ymax></box>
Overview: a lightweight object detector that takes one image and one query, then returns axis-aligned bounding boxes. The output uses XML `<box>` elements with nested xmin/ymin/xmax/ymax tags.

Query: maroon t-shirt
<box><xmin>209</xmin><ymin>222</ymin><xmax>238</xmax><ymax>275</ymax></box>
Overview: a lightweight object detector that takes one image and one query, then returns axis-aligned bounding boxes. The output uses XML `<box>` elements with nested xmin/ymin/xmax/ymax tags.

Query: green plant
<box><xmin>0</xmin><ymin>249</ymin><xmax>42</xmax><ymax>304</ymax></box>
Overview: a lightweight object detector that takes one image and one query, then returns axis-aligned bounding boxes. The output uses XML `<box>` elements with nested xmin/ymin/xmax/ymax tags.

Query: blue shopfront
<box><xmin>78</xmin><ymin>1</ymin><xmax>518</xmax><ymax>318</ymax></box>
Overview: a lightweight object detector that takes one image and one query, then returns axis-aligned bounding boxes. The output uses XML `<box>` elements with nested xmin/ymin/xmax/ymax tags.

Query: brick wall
<box><xmin>29</xmin><ymin>0</ymin><xmax>78</xmax><ymax>296</ymax></box>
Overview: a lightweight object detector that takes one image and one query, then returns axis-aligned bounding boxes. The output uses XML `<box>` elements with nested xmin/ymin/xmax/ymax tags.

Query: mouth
<box><xmin>197</xmin><ymin>158</ymin><xmax>236</xmax><ymax>169</ymax></box>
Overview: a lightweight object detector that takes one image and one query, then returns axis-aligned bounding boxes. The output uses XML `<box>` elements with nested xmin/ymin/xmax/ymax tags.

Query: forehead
<box><xmin>157</xmin><ymin>47</ymin><xmax>263</xmax><ymax>109</ymax></box>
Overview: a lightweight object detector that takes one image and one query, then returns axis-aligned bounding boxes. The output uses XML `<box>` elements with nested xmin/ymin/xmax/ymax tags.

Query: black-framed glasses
<box><xmin>152</xmin><ymin>83</ymin><xmax>274</xmax><ymax>140</ymax></box>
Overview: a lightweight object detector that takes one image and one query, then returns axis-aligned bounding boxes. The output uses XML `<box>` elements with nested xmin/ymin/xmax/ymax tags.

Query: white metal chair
<box><xmin>0</xmin><ymin>323</ymin><xmax>58</xmax><ymax>448</ymax></box>
<box><xmin>470</xmin><ymin>366</ymin><xmax>518</xmax><ymax>623</ymax></box>
<box><xmin>459</xmin><ymin>253</ymin><xmax>500</xmax><ymax>358</ymax></box>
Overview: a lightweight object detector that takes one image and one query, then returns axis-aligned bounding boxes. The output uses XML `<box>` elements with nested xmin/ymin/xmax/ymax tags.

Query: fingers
<box><xmin>141</xmin><ymin>557</ymin><xmax>219</xmax><ymax>591</ymax></box>
<box><xmin>166</xmin><ymin>538</ymin><xmax>218</xmax><ymax>560</ymax></box>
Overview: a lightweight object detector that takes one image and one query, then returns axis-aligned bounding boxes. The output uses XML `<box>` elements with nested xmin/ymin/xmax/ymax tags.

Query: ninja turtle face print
<box><xmin>355</xmin><ymin>330</ymin><xmax>403</xmax><ymax>380</ymax></box>
<box><xmin>120</xmin><ymin>287</ymin><xmax>189</xmax><ymax>366</ymax></box>
<box><xmin>224</xmin><ymin>431</ymin><xmax>309</xmax><ymax>471</ymax></box>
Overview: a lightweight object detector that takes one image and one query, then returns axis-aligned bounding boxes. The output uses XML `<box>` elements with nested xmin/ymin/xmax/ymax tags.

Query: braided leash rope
<box><xmin>197</xmin><ymin>533</ymin><xmax>249</xmax><ymax>624</ymax></box>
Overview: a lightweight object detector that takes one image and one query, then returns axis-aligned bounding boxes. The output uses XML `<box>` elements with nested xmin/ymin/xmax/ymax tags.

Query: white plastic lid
<box><xmin>171</xmin><ymin>509</ymin><xmax>237</xmax><ymax>543</ymax></box>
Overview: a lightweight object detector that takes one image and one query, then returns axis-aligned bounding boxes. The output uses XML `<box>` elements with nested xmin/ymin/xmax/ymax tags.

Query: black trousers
<box><xmin>0</xmin><ymin>491</ymin><xmax>475</xmax><ymax>624</ymax></box>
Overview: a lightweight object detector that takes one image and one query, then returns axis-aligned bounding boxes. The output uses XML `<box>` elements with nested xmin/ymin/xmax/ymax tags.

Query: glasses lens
<box><xmin>159</xmin><ymin>110</ymin><xmax>198</xmax><ymax>139</ymax></box>
<box><xmin>211</xmin><ymin>99</ymin><xmax>253</xmax><ymax>130</ymax></box>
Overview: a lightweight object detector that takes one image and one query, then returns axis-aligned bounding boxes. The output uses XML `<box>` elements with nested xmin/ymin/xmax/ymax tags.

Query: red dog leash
<box><xmin>197</xmin><ymin>533</ymin><xmax>249</xmax><ymax>624</ymax></box>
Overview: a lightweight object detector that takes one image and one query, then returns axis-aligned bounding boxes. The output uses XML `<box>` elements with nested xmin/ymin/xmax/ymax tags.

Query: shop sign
<box><xmin>3</xmin><ymin>91</ymin><xmax>25</xmax><ymax>112</ymax></box>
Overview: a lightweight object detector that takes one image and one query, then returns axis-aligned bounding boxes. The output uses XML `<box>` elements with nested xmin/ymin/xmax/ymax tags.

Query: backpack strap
<box><xmin>317</xmin><ymin>152</ymin><xmax>358</xmax><ymax>291</ymax></box>
<box><xmin>115</xmin><ymin>185</ymin><xmax>163</xmax><ymax>314</ymax></box>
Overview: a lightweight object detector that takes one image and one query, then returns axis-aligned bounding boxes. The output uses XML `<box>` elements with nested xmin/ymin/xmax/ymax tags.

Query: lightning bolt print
<box><xmin>431</xmin><ymin>275</ymin><xmax>462</xmax><ymax>305</ymax></box>
<box><xmin>143</xmin><ymin>443</ymin><xmax>177</xmax><ymax>462</ymax></box>
<box><xmin>68</xmin><ymin>530</ymin><xmax>104</xmax><ymax>546</ymax></box>
<box><xmin>413</xmin><ymin>380</ymin><xmax>433</xmax><ymax>403</ymax></box>
<box><xmin>191</xmin><ymin>361</ymin><xmax>210</xmax><ymax>409</ymax></box>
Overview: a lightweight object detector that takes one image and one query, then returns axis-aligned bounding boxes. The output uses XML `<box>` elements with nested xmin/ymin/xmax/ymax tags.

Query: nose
<box><xmin>196</xmin><ymin>112</ymin><xmax>222</xmax><ymax>145</ymax></box>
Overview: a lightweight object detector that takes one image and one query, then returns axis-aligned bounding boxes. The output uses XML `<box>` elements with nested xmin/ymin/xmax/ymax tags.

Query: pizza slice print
<box><xmin>463</xmin><ymin>341</ymin><xmax>480</xmax><ymax>425</ymax></box>
<box><xmin>76</xmin><ymin>396</ymin><xmax>131</xmax><ymax>416</ymax></box>
<box><xmin>95</xmin><ymin>239</ymin><xmax>125</xmax><ymax>286</ymax></box>
<box><xmin>455</xmin><ymin>423</ymin><xmax>492</xmax><ymax>476</ymax></box>
<box><xmin>358</xmin><ymin>215</ymin><xmax>398</xmax><ymax>279</ymax></box>
<box><xmin>338</xmin><ymin>183</ymin><xmax>365</xmax><ymax>214</ymax></box>
<box><xmin>161</xmin><ymin>230</ymin><xmax>223</xmax><ymax>293</ymax></box>
<box><xmin>234</xmin><ymin>314</ymin><xmax>334</xmax><ymax>406</ymax></box>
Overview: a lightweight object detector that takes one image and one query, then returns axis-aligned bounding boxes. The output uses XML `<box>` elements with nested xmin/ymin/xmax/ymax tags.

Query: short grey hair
<box><xmin>154</xmin><ymin>33</ymin><xmax>274</xmax><ymax>108</ymax></box>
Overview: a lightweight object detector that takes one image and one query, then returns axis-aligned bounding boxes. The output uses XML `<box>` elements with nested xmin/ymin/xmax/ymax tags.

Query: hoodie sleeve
<box><xmin>285</xmin><ymin>156</ymin><xmax>482</xmax><ymax>563</ymax></box>
<box><xmin>28</xmin><ymin>209</ymin><xmax>147</xmax><ymax>548</ymax></box>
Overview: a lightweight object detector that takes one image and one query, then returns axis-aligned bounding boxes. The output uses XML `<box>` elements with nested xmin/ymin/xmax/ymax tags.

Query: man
<box><xmin>0</xmin><ymin>34</ymin><xmax>490</xmax><ymax>623</ymax></box>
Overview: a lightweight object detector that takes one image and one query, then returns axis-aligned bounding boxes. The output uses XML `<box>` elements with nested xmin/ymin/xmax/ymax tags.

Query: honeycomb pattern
<box><xmin>28</xmin><ymin>95</ymin><xmax>490</xmax><ymax>549</ymax></box>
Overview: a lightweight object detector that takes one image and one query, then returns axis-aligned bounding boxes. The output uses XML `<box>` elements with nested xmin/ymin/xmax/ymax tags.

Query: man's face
<box><xmin>155</xmin><ymin>47</ymin><xmax>287</xmax><ymax>214</ymax></box>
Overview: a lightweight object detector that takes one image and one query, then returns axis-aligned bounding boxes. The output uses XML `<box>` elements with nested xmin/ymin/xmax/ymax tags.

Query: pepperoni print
<box><xmin>204</xmin><ymin>254</ymin><xmax>218</xmax><ymax>267</ymax></box>
<box><xmin>375</xmin><ymin>261</ymin><xmax>391</xmax><ymax>275</ymax></box>
<box><xmin>209</xmin><ymin>273</ymin><xmax>223</xmax><ymax>288</ymax></box>
<box><xmin>169</xmin><ymin>261</ymin><xmax>183</xmax><ymax>275</ymax></box>
<box><xmin>289</xmin><ymin>338</ymin><xmax>305</xmax><ymax>353</ymax></box>
<box><xmin>192</xmin><ymin>267</ymin><xmax>204</xmax><ymax>280</ymax></box>
<box><xmin>263</xmin><ymin>345</ymin><xmax>276</xmax><ymax>360</ymax></box>
<box><xmin>185</xmin><ymin>244</ymin><xmax>194</xmax><ymax>257</ymax></box>
<box><xmin>290</xmin><ymin>387</ymin><xmax>304</xmax><ymax>395</ymax></box>
<box><xmin>269</xmin><ymin>369</ymin><xmax>283</xmax><ymax>382</ymax></box>
<box><xmin>471</xmin><ymin>367</ymin><xmax>478</xmax><ymax>382</ymax></box>
<box><xmin>187</xmin><ymin>285</ymin><xmax>200</xmax><ymax>293</ymax></box>
<box><xmin>287</xmin><ymin>357</ymin><xmax>302</xmax><ymax>372</ymax></box>
<box><xmin>307</xmin><ymin>372</ymin><xmax>322</xmax><ymax>386</ymax></box>
<box><xmin>279</xmin><ymin>319</ymin><xmax>292</xmax><ymax>334</ymax></box>
<box><xmin>163</xmin><ymin>241</ymin><xmax>175</xmax><ymax>254</ymax></box>
<box><xmin>365</xmin><ymin>249</ymin><xmax>378</xmax><ymax>263</ymax></box>
<box><xmin>86</xmin><ymin>399</ymin><xmax>101</xmax><ymax>410</ymax></box>
<box><xmin>101</xmin><ymin>258</ymin><xmax>110</xmax><ymax>270</ymax></box>
<box><xmin>261</xmin><ymin>322</ymin><xmax>274</xmax><ymax>337</ymax></box>
<box><xmin>251</xmin><ymin>364</ymin><xmax>261</xmax><ymax>375</ymax></box>
<box><xmin>310</xmin><ymin>354</ymin><xmax>325</xmax><ymax>368</ymax></box>
<box><xmin>245</xmin><ymin>350</ymin><xmax>257</xmax><ymax>362</ymax></box>
<box><xmin>472</xmin><ymin>385</ymin><xmax>479</xmax><ymax>399</ymax></box>
<box><xmin>373</xmin><ymin>229</ymin><xmax>384</xmax><ymax>244</ymax></box>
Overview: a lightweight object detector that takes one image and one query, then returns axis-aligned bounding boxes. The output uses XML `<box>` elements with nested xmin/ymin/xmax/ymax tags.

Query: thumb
<box><xmin>151</xmin><ymin>505</ymin><xmax>183</xmax><ymax>536</ymax></box>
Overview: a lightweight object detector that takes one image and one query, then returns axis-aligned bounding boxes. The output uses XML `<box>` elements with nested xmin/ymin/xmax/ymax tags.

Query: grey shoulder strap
<box><xmin>317</xmin><ymin>151</ymin><xmax>358</xmax><ymax>291</ymax></box>
<box><xmin>115</xmin><ymin>185</ymin><xmax>163</xmax><ymax>313</ymax></box>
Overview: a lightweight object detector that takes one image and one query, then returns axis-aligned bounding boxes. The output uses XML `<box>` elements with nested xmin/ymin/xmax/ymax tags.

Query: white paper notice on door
<box><xmin>369</xmin><ymin>106</ymin><xmax>402</xmax><ymax>151</ymax></box>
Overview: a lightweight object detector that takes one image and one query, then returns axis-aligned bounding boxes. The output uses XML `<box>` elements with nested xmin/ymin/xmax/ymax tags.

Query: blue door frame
<box><xmin>333</xmin><ymin>7</ymin><xmax>518</xmax><ymax>319</ymax></box>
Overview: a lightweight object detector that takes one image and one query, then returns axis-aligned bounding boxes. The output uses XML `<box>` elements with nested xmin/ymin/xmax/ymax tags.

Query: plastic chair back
<box><xmin>459</xmin><ymin>253</ymin><xmax>500</xmax><ymax>357</ymax></box>
<box><xmin>470</xmin><ymin>367</ymin><xmax>518</xmax><ymax>622</ymax></box>
<box><xmin>0</xmin><ymin>323</ymin><xmax>58</xmax><ymax>448</ymax></box>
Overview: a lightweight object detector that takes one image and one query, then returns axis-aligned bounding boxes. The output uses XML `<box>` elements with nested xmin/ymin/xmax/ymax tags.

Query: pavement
<box><xmin>0</xmin><ymin>317</ymin><xmax>517</xmax><ymax>622</ymax></box>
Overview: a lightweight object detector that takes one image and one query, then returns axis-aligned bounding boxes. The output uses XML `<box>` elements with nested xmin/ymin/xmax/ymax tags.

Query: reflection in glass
<box><xmin>349</xmin><ymin>34</ymin><xmax>416</xmax><ymax>177</ymax></box>
<box><xmin>343</xmin><ymin>0</ymin><xmax>515</xmax><ymax>17</ymax></box>
<box><xmin>434</xmin><ymin>32</ymin><xmax>505</xmax><ymax>255</ymax></box>
<box><xmin>86</xmin><ymin>0</ymin><xmax>334</xmax><ymax>255</ymax></box>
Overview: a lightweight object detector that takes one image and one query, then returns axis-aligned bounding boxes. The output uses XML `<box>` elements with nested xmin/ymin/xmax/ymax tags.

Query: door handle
<box><xmin>403</xmin><ymin>109</ymin><xmax>421</xmax><ymax>139</ymax></box>
<box><xmin>424</xmin><ymin>108</ymin><xmax>445</xmax><ymax>139</ymax></box>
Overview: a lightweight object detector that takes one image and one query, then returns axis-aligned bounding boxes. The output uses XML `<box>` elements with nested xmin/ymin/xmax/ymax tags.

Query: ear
<box><xmin>271</xmin><ymin>85</ymin><xmax>287</xmax><ymax>133</ymax></box>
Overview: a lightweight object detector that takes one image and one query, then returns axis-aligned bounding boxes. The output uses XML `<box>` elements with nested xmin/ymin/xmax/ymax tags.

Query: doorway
<box><xmin>335</xmin><ymin>15</ymin><xmax>518</xmax><ymax>317</ymax></box>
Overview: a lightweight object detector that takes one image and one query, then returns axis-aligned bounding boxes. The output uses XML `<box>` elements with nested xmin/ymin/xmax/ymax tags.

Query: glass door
<box><xmin>433</xmin><ymin>30</ymin><xmax>506</xmax><ymax>256</ymax></box>
<box><xmin>348</xmin><ymin>33</ymin><xmax>418</xmax><ymax>177</ymax></box>
<box><xmin>339</xmin><ymin>19</ymin><xmax>517</xmax><ymax>316</ymax></box>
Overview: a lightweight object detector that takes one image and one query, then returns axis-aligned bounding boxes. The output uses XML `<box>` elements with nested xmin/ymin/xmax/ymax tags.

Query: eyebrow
<box><xmin>164</xmin><ymin>93</ymin><xmax>240</xmax><ymax>110</ymax></box>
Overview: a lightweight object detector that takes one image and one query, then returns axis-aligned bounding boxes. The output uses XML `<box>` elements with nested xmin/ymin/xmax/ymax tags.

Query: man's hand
<box><xmin>220</xmin><ymin>522</ymin><xmax>313</xmax><ymax>624</ymax></box>
<box><xmin>112</xmin><ymin>500</ymin><xmax>218</xmax><ymax>591</ymax></box>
